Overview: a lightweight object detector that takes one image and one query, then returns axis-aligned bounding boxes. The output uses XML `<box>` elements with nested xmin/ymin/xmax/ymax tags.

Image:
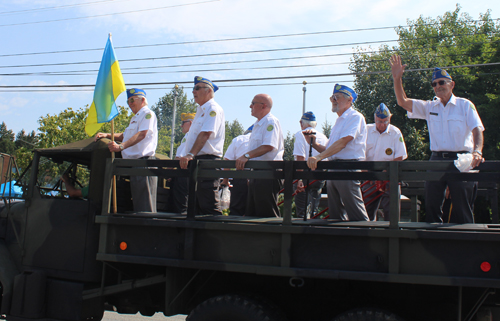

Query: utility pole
<box><xmin>169</xmin><ymin>85</ymin><xmax>179</xmax><ymax>159</ymax></box>
<box><xmin>302</xmin><ymin>81</ymin><xmax>307</xmax><ymax>115</ymax></box>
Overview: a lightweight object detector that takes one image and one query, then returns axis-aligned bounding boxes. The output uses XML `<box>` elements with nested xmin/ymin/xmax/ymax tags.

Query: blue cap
<box><xmin>301</xmin><ymin>111</ymin><xmax>316</xmax><ymax>121</ymax></box>
<box><xmin>375</xmin><ymin>103</ymin><xmax>391</xmax><ymax>119</ymax></box>
<box><xmin>333</xmin><ymin>84</ymin><xmax>357</xmax><ymax>103</ymax></box>
<box><xmin>194</xmin><ymin>76</ymin><xmax>219</xmax><ymax>92</ymax></box>
<box><xmin>432</xmin><ymin>68</ymin><xmax>452</xmax><ymax>82</ymax></box>
<box><xmin>127</xmin><ymin>88</ymin><xmax>146</xmax><ymax>99</ymax></box>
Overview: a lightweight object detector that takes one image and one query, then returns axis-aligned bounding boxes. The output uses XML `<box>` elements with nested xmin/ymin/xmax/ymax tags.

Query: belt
<box><xmin>195</xmin><ymin>154</ymin><xmax>220</xmax><ymax>160</ymax></box>
<box><xmin>431</xmin><ymin>151</ymin><xmax>468</xmax><ymax>159</ymax></box>
<box><xmin>139</xmin><ymin>156</ymin><xmax>156</xmax><ymax>159</ymax></box>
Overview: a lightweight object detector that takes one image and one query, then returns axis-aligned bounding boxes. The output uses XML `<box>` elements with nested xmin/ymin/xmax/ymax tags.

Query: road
<box><xmin>103</xmin><ymin>311</ymin><xmax>186</xmax><ymax>321</ymax></box>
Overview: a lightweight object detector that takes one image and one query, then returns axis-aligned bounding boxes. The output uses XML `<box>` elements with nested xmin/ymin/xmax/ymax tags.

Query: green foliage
<box><xmin>0</xmin><ymin>122</ymin><xmax>16</xmax><ymax>154</ymax></box>
<box><xmin>224</xmin><ymin>120</ymin><xmax>244</xmax><ymax>154</ymax></box>
<box><xmin>151</xmin><ymin>86</ymin><xmax>197</xmax><ymax>157</ymax></box>
<box><xmin>283</xmin><ymin>131</ymin><xmax>295</xmax><ymax>161</ymax></box>
<box><xmin>350</xmin><ymin>5</ymin><xmax>499</xmax><ymax>160</ymax></box>
<box><xmin>321</xmin><ymin>119</ymin><xmax>332</xmax><ymax>138</ymax></box>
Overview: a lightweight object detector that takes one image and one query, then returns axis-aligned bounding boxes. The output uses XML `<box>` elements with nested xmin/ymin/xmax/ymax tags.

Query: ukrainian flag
<box><xmin>85</xmin><ymin>35</ymin><xmax>126</xmax><ymax>136</ymax></box>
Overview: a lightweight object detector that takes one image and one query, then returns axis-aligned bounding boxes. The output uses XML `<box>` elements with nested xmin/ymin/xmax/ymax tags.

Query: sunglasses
<box><xmin>431</xmin><ymin>80</ymin><xmax>449</xmax><ymax>87</ymax></box>
<box><xmin>193</xmin><ymin>86</ymin><xmax>209</xmax><ymax>91</ymax></box>
<box><xmin>127</xmin><ymin>97</ymin><xmax>141</xmax><ymax>104</ymax></box>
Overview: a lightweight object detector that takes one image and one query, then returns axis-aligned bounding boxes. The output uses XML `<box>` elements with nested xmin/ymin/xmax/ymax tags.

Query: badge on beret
<box><xmin>210</xmin><ymin>111</ymin><xmax>216</xmax><ymax>117</ymax></box>
<box><xmin>196</xmin><ymin>76</ymin><xmax>203</xmax><ymax>81</ymax></box>
<box><xmin>267</xmin><ymin>125</ymin><xmax>273</xmax><ymax>131</ymax></box>
<box><xmin>145</xmin><ymin>113</ymin><xmax>152</xmax><ymax>119</ymax></box>
<box><xmin>385</xmin><ymin>148</ymin><xmax>393</xmax><ymax>155</ymax></box>
<box><xmin>399</xmin><ymin>137</ymin><xmax>403</xmax><ymax>142</ymax></box>
<box><xmin>130</xmin><ymin>89</ymin><xmax>135</xmax><ymax>94</ymax></box>
<box><xmin>441</xmin><ymin>70</ymin><xmax>447</xmax><ymax>76</ymax></box>
<box><xmin>335</xmin><ymin>85</ymin><xmax>341</xmax><ymax>90</ymax></box>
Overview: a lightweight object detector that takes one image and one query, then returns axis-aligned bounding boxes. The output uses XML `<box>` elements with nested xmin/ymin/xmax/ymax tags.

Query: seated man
<box><xmin>61</xmin><ymin>174</ymin><xmax>88</xmax><ymax>199</ymax></box>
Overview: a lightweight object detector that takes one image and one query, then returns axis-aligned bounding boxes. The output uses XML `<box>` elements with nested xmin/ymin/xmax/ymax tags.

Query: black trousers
<box><xmin>246</xmin><ymin>177</ymin><xmax>283</xmax><ymax>218</ymax></box>
<box><xmin>194</xmin><ymin>155</ymin><xmax>222</xmax><ymax>215</ymax></box>
<box><xmin>229</xmin><ymin>178</ymin><xmax>248</xmax><ymax>216</ymax></box>
<box><xmin>425</xmin><ymin>152</ymin><xmax>477</xmax><ymax>224</ymax></box>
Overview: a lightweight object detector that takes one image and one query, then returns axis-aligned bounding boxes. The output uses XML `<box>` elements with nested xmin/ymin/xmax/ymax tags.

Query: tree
<box><xmin>152</xmin><ymin>86</ymin><xmax>197</xmax><ymax>157</ymax></box>
<box><xmin>350</xmin><ymin>5</ymin><xmax>500</xmax><ymax>160</ymax></box>
<box><xmin>321</xmin><ymin>119</ymin><xmax>332</xmax><ymax>138</ymax></box>
<box><xmin>0</xmin><ymin>122</ymin><xmax>16</xmax><ymax>155</ymax></box>
<box><xmin>283</xmin><ymin>131</ymin><xmax>295</xmax><ymax>161</ymax></box>
<box><xmin>15</xmin><ymin>129</ymin><xmax>38</xmax><ymax>150</ymax></box>
<box><xmin>224</xmin><ymin>119</ymin><xmax>244</xmax><ymax>154</ymax></box>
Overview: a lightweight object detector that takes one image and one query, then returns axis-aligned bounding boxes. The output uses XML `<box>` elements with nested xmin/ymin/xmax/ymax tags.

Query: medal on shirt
<box><xmin>385</xmin><ymin>148</ymin><xmax>393</xmax><ymax>155</ymax></box>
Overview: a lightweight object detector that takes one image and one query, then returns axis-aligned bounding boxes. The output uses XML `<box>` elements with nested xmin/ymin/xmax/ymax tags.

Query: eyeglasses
<box><xmin>193</xmin><ymin>86</ymin><xmax>209</xmax><ymax>91</ymax></box>
<box><xmin>431</xmin><ymin>80</ymin><xmax>450</xmax><ymax>87</ymax></box>
<box><xmin>375</xmin><ymin>120</ymin><xmax>390</xmax><ymax>124</ymax></box>
<box><xmin>181</xmin><ymin>121</ymin><xmax>191</xmax><ymax>125</ymax></box>
<box><xmin>127</xmin><ymin>97</ymin><xmax>140</xmax><ymax>104</ymax></box>
<box><xmin>330</xmin><ymin>95</ymin><xmax>343</xmax><ymax>102</ymax></box>
<box><xmin>251</xmin><ymin>101</ymin><xmax>264</xmax><ymax>106</ymax></box>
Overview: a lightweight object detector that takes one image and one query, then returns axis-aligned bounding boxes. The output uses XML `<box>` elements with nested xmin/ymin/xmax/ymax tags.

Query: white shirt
<box><xmin>184</xmin><ymin>98</ymin><xmax>225</xmax><ymax>157</ymax></box>
<box><xmin>175</xmin><ymin>132</ymin><xmax>189</xmax><ymax>158</ymax></box>
<box><xmin>366</xmin><ymin>124</ymin><xmax>407</xmax><ymax>161</ymax></box>
<box><xmin>326</xmin><ymin>107</ymin><xmax>367</xmax><ymax>160</ymax></box>
<box><xmin>409</xmin><ymin>95</ymin><xmax>484</xmax><ymax>152</ymax></box>
<box><xmin>248</xmin><ymin>113</ymin><xmax>284</xmax><ymax>161</ymax></box>
<box><xmin>122</xmin><ymin>105</ymin><xmax>157</xmax><ymax>159</ymax></box>
<box><xmin>293</xmin><ymin>127</ymin><xmax>328</xmax><ymax>160</ymax></box>
<box><xmin>224</xmin><ymin>133</ymin><xmax>251</xmax><ymax>160</ymax></box>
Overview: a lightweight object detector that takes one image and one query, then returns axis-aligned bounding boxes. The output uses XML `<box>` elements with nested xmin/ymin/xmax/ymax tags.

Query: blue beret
<box><xmin>127</xmin><ymin>88</ymin><xmax>146</xmax><ymax>99</ymax></box>
<box><xmin>333</xmin><ymin>84</ymin><xmax>357</xmax><ymax>103</ymax></box>
<box><xmin>375</xmin><ymin>103</ymin><xmax>391</xmax><ymax>119</ymax></box>
<box><xmin>194</xmin><ymin>76</ymin><xmax>219</xmax><ymax>92</ymax></box>
<box><xmin>432</xmin><ymin>68</ymin><xmax>452</xmax><ymax>82</ymax></box>
<box><xmin>301</xmin><ymin>111</ymin><xmax>316</xmax><ymax>122</ymax></box>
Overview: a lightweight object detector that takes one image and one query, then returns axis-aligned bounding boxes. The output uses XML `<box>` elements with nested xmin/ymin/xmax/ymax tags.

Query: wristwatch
<box><xmin>473</xmin><ymin>150</ymin><xmax>482</xmax><ymax>156</ymax></box>
<box><xmin>187</xmin><ymin>152</ymin><xmax>195</xmax><ymax>158</ymax></box>
<box><xmin>119</xmin><ymin>144</ymin><xmax>124</xmax><ymax>150</ymax></box>
<box><xmin>244</xmin><ymin>153</ymin><xmax>250</xmax><ymax>159</ymax></box>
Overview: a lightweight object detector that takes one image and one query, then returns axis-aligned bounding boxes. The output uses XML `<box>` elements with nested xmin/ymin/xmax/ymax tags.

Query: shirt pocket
<box><xmin>447</xmin><ymin>115</ymin><xmax>466</xmax><ymax>146</ymax></box>
<box><xmin>250</xmin><ymin>133</ymin><xmax>263</xmax><ymax>148</ymax></box>
<box><xmin>123</xmin><ymin>122</ymin><xmax>138</xmax><ymax>141</ymax></box>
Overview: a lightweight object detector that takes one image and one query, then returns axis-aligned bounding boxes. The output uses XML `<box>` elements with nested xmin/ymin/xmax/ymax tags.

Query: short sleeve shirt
<box><xmin>326</xmin><ymin>107</ymin><xmax>367</xmax><ymax>160</ymax></box>
<box><xmin>248</xmin><ymin>113</ymin><xmax>284</xmax><ymax>161</ymax></box>
<box><xmin>175</xmin><ymin>132</ymin><xmax>189</xmax><ymax>158</ymax></box>
<box><xmin>224</xmin><ymin>134</ymin><xmax>251</xmax><ymax>160</ymax></box>
<box><xmin>409</xmin><ymin>95</ymin><xmax>484</xmax><ymax>152</ymax></box>
<box><xmin>365</xmin><ymin>124</ymin><xmax>407</xmax><ymax>161</ymax></box>
<box><xmin>184</xmin><ymin>99</ymin><xmax>225</xmax><ymax>157</ymax></box>
<box><xmin>293</xmin><ymin>127</ymin><xmax>328</xmax><ymax>160</ymax></box>
<box><xmin>122</xmin><ymin>106</ymin><xmax>157</xmax><ymax>159</ymax></box>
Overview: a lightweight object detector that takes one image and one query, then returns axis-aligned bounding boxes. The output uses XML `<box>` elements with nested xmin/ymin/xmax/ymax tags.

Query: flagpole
<box><xmin>109</xmin><ymin>33</ymin><xmax>118</xmax><ymax>214</ymax></box>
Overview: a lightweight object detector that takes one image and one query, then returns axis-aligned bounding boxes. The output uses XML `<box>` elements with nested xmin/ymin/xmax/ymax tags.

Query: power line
<box><xmin>0</xmin><ymin>0</ymin><xmax>131</xmax><ymax>16</ymax></box>
<box><xmin>0</xmin><ymin>18</ymin><xmax>497</xmax><ymax>58</ymax></box>
<box><xmin>0</xmin><ymin>0</ymin><xmax>220</xmax><ymax>28</ymax></box>
<box><xmin>1</xmin><ymin>62</ymin><xmax>499</xmax><ymax>91</ymax></box>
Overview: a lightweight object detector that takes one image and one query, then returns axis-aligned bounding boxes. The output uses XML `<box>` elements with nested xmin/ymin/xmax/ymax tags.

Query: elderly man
<box><xmin>236</xmin><ymin>94</ymin><xmax>284</xmax><ymax>218</ymax></box>
<box><xmin>363</xmin><ymin>103</ymin><xmax>407</xmax><ymax>221</ymax></box>
<box><xmin>179</xmin><ymin>77</ymin><xmax>225</xmax><ymax>215</ymax></box>
<box><xmin>306</xmin><ymin>84</ymin><xmax>369</xmax><ymax>221</ymax></box>
<box><xmin>293</xmin><ymin>111</ymin><xmax>328</xmax><ymax>218</ymax></box>
<box><xmin>169</xmin><ymin>112</ymin><xmax>195</xmax><ymax>214</ymax></box>
<box><xmin>390</xmin><ymin>54</ymin><xmax>485</xmax><ymax>224</ymax></box>
<box><xmin>222</xmin><ymin>125</ymin><xmax>253</xmax><ymax>216</ymax></box>
<box><xmin>96</xmin><ymin>88</ymin><xmax>158</xmax><ymax>212</ymax></box>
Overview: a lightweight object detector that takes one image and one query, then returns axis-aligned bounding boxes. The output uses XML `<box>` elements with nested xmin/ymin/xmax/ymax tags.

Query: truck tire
<box><xmin>187</xmin><ymin>294</ymin><xmax>288</xmax><ymax>321</ymax></box>
<box><xmin>332</xmin><ymin>308</ymin><xmax>405</xmax><ymax>321</ymax></box>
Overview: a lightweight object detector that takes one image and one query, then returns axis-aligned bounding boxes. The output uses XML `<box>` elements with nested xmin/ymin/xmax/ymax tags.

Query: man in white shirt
<box><xmin>306</xmin><ymin>84</ymin><xmax>369</xmax><ymax>221</ymax></box>
<box><xmin>222</xmin><ymin>125</ymin><xmax>253</xmax><ymax>216</ymax></box>
<box><xmin>179</xmin><ymin>77</ymin><xmax>225</xmax><ymax>215</ymax></box>
<box><xmin>390</xmin><ymin>54</ymin><xmax>485</xmax><ymax>223</ymax></box>
<box><xmin>236</xmin><ymin>94</ymin><xmax>284</xmax><ymax>217</ymax></box>
<box><xmin>170</xmin><ymin>112</ymin><xmax>195</xmax><ymax>214</ymax></box>
<box><xmin>363</xmin><ymin>103</ymin><xmax>407</xmax><ymax>221</ymax></box>
<box><xmin>96</xmin><ymin>88</ymin><xmax>158</xmax><ymax>212</ymax></box>
<box><xmin>293</xmin><ymin>111</ymin><xmax>328</xmax><ymax>218</ymax></box>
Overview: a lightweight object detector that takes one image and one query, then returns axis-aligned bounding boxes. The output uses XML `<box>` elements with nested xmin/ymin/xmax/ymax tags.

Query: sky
<box><xmin>1</xmin><ymin>0</ymin><xmax>499</xmax><ymax>141</ymax></box>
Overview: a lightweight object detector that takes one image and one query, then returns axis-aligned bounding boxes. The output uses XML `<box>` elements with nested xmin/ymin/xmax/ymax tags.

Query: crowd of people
<box><xmin>68</xmin><ymin>55</ymin><xmax>485</xmax><ymax>223</ymax></box>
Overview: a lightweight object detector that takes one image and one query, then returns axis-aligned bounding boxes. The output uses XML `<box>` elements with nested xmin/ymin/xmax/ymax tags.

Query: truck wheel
<box><xmin>187</xmin><ymin>294</ymin><xmax>288</xmax><ymax>321</ymax></box>
<box><xmin>332</xmin><ymin>308</ymin><xmax>405</xmax><ymax>321</ymax></box>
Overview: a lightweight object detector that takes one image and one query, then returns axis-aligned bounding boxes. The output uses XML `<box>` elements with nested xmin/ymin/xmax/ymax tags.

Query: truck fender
<box><xmin>0</xmin><ymin>239</ymin><xmax>20</xmax><ymax>314</ymax></box>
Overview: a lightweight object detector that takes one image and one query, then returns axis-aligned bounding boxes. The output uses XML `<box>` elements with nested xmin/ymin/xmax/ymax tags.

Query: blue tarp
<box><xmin>0</xmin><ymin>180</ymin><xmax>23</xmax><ymax>198</ymax></box>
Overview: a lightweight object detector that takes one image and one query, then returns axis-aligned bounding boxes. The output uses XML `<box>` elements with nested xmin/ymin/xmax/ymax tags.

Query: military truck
<box><xmin>1</xmin><ymin>138</ymin><xmax>500</xmax><ymax>321</ymax></box>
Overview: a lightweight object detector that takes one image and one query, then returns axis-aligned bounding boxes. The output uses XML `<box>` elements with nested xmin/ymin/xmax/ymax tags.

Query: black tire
<box><xmin>332</xmin><ymin>308</ymin><xmax>405</xmax><ymax>321</ymax></box>
<box><xmin>187</xmin><ymin>294</ymin><xmax>288</xmax><ymax>321</ymax></box>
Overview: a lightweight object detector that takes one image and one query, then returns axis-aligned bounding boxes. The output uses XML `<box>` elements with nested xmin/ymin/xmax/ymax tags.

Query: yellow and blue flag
<box><xmin>85</xmin><ymin>35</ymin><xmax>126</xmax><ymax>136</ymax></box>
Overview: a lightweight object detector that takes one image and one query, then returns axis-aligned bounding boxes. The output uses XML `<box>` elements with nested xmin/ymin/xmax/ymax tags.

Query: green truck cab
<box><xmin>1</xmin><ymin>138</ymin><xmax>500</xmax><ymax>321</ymax></box>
